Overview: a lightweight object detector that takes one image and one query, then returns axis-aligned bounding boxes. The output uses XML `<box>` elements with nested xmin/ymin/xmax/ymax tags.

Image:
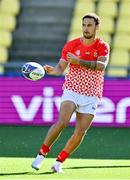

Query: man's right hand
<box><xmin>44</xmin><ymin>59</ymin><xmax>68</xmax><ymax>76</ymax></box>
<box><xmin>44</xmin><ymin>65</ymin><xmax>56</xmax><ymax>75</ymax></box>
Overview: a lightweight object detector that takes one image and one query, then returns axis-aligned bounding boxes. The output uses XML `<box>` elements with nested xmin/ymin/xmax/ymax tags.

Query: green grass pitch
<box><xmin>0</xmin><ymin>126</ymin><xmax>130</xmax><ymax>179</ymax></box>
<box><xmin>0</xmin><ymin>158</ymin><xmax>130</xmax><ymax>179</ymax></box>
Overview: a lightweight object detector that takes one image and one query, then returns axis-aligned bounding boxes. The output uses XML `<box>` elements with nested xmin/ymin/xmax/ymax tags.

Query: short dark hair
<box><xmin>82</xmin><ymin>13</ymin><xmax>100</xmax><ymax>25</ymax></box>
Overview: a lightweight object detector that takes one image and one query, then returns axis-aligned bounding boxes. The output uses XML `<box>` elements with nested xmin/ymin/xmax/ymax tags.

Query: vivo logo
<box><xmin>11</xmin><ymin>87</ymin><xmax>130</xmax><ymax>124</ymax></box>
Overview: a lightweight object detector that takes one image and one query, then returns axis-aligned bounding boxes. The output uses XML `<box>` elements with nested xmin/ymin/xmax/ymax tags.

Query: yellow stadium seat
<box><xmin>97</xmin><ymin>32</ymin><xmax>111</xmax><ymax>45</ymax></box>
<box><xmin>69</xmin><ymin>16</ymin><xmax>82</xmax><ymax>32</ymax></box>
<box><xmin>0</xmin><ymin>30</ymin><xmax>12</xmax><ymax>47</ymax></box>
<box><xmin>0</xmin><ymin>14</ymin><xmax>16</xmax><ymax>31</ymax></box>
<box><xmin>68</xmin><ymin>16</ymin><xmax>82</xmax><ymax>40</ymax></box>
<box><xmin>116</xmin><ymin>16</ymin><xmax>130</xmax><ymax>33</ymax></box>
<box><xmin>119</xmin><ymin>2</ymin><xmax>130</xmax><ymax>16</ymax></box>
<box><xmin>100</xmin><ymin>17</ymin><xmax>114</xmax><ymax>33</ymax></box>
<box><xmin>0</xmin><ymin>0</ymin><xmax>20</xmax><ymax>16</ymax></box>
<box><xmin>113</xmin><ymin>34</ymin><xmax>130</xmax><ymax>50</ymax></box>
<box><xmin>0</xmin><ymin>46</ymin><xmax>8</xmax><ymax>63</ymax></box>
<box><xmin>73</xmin><ymin>1</ymin><xmax>95</xmax><ymax>17</ymax></box>
<box><xmin>107</xmin><ymin>49</ymin><xmax>129</xmax><ymax>77</ymax></box>
<box><xmin>98</xmin><ymin>1</ymin><xmax>118</xmax><ymax>17</ymax></box>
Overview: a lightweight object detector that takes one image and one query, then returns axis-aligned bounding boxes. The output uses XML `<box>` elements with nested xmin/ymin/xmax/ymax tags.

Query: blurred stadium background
<box><xmin>0</xmin><ymin>0</ymin><xmax>130</xmax><ymax>160</ymax></box>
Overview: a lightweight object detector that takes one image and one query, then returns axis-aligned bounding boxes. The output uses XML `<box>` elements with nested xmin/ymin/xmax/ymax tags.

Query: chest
<box><xmin>72</xmin><ymin>44</ymin><xmax>99</xmax><ymax>61</ymax></box>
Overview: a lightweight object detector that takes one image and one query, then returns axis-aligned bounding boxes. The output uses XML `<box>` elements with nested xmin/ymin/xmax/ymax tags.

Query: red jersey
<box><xmin>61</xmin><ymin>37</ymin><xmax>110</xmax><ymax>98</ymax></box>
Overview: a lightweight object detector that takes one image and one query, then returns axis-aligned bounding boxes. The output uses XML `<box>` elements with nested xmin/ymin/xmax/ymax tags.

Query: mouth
<box><xmin>83</xmin><ymin>33</ymin><xmax>93</xmax><ymax>39</ymax></box>
<box><xmin>84</xmin><ymin>32</ymin><xmax>89</xmax><ymax>34</ymax></box>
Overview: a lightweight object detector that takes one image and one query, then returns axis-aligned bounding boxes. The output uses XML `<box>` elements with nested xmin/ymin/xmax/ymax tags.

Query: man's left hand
<box><xmin>67</xmin><ymin>52</ymin><xmax>80</xmax><ymax>65</ymax></box>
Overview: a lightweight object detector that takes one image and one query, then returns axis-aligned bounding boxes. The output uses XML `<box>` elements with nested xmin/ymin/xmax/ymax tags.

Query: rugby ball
<box><xmin>21</xmin><ymin>62</ymin><xmax>45</xmax><ymax>81</ymax></box>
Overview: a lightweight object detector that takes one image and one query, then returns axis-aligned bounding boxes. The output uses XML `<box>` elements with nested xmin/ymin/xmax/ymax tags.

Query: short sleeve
<box><xmin>98</xmin><ymin>42</ymin><xmax>110</xmax><ymax>61</ymax></box>
<box><xmin>61</xmin><ymin>41</ymin><xmax>73</xmax><ymax>61</ymax></box>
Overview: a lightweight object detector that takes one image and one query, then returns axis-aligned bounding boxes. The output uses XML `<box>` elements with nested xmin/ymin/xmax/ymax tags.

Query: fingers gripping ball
<box><xmin>21</xmin><ymin>62</ymin><xmax>45</xmax><ymax>81</ymax></box>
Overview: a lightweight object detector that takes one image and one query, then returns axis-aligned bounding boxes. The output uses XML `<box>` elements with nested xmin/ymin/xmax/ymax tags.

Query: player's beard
<box><xmin>83</xmin><ymin>32</ymin><xmax>95</xmax><ymax>39</ymax></box>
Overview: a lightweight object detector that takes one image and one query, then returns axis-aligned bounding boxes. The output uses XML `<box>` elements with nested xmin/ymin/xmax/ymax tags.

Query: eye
<box><xmin>88</xmin><ymin>24</ymin><xmax>92</xmax><ymax>27</ymax></box>
<box><xmin>82</xmin><ymin>23</ymin><xmax>86</xmax><ymax>27</ymax></box>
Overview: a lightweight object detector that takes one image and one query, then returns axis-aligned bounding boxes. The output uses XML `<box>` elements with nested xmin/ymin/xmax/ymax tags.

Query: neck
<box><xmin>82</xmin><ymin>36</ymin><xmax>96</xmax><ymax>45</ymax></box>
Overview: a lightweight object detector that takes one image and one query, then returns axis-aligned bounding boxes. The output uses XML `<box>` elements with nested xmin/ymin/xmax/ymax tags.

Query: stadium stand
<box><xmin>113</xmin><ymin>34</ymin><xmax>130</xmax><ymax>50</ymax></box>
<box><xmin>8</xmin><ymin>0</ymin><xmax>75</xmax><ymax>67</ymax></box>
<box><xmin>97</xmin><ymin>0</ymin><xmax>119</xmax><ymax>42</ymax></box>
<box><xmin>0</xmin><ymin>0</ymin><xmax>20</xmax><ymax>15</ymax></box>
<box><xmin>96</xmin><ymin>0</ymin><xmax>119</xmax><ymax>47</ymax></box>
<box><xmin>97</xmin><ymin>32</ymin><xmax>111</xmax><ymax>45</ymax></box>
<box><xmin>107</xmin><ymin>49</ymin><xmax>129</xmax><ymax>77</ymax></box>
<box><xmin>97</xmin><ymin>0</ymin><xmax>130</xmax><ymax>77</ymax></box>
<box><xmin>99</xmin><ymin>16</ymin><xmax>114</xmax><ymax>34</ymax></box>
<box><xmin>107</xmin><ymin>0</ymin><xmax>130</xmax><ymax>77</ymax></box>
<box><xmin>119</xmin><ymin>1</ymin><xmax>130</xmax><ymax>17</ymax></box>
<box><xmin>97</xmin><ymin>1</ymin><xmax>118</xmax><ymax>18</ymax></box>
<box><xmin>116</xmin><ymin>17</ymin><xmax>130</xmax><ymax>34</ymax></box>
<box><xmin>0</xmin><ymin>0</ymin><xmax>20</xmax><ymax>73</ymax></box>
<box><xmin>0</xmin><ymin>14</ymin><xmax>16</xmax><ymax>31</ymax></box>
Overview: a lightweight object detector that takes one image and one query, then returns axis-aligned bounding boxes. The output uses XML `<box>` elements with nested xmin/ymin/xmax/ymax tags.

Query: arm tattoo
<box><xmin>79</xmin><ymin>59</ymin><xmax>97</xmax><ymax>70</ymax></box>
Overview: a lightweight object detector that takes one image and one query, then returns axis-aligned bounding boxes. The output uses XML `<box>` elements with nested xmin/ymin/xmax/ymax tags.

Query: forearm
<box><xmin>53</xmin><ymin>65</ymin><xmax>64</xmax><ymax>76</ymax></box>
<box><xmin>79</xmin><ymin>59</ymin><xmax>96</xmax><ymax>70</ymax></box>
<box><xmin>79</xmin><ymin>59</ymin><xmax>105</xmax><ymax>71</ymax></box>
<box><xmin>44</xmin><ymin>59</ymin><xmax>68</xmax><ymax>76</ymax></box>
<box><xmin>53</xmin><ymin>60</ymin><xmax>67</xmax><ymax>76</ymax></box>
<box><xmin>67</xmin><ymin>52</ymin><xmax>106</xmax><ymax>71</ymax></box>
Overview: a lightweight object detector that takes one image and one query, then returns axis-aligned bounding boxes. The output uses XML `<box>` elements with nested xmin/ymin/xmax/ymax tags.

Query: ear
<box><xmin>96</xmin><ymin>24</ymin><xmax>99</xmax><ymax>31</ymax></box>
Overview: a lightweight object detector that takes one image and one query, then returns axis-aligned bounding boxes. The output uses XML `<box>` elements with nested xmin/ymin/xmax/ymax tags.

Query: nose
<box><xmin>84</xmin><ymin>26</ymin><xmax>89</xmax><ymax>31</ymax></box>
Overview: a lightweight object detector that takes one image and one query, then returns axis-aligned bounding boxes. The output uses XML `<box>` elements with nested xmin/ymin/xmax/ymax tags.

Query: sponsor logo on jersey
<box><xmin>75</xmin><ymin>50</ymin><xmax>80</xmax><ymax>56</ymax></box>
<box><xmin>94</xmin><ymin>51</ymin><xmax>98</xmax><ymax>57</ymax></box>
<box><xmin>85</xmin><ymin>52</ymin><xmax>90</xmax><ymax>55</ymax></box>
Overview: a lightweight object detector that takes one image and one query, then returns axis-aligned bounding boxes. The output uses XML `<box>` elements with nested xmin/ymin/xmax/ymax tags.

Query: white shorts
<box><xmin>61</xmin><ymin>89</ymin><xmax>99</xmax><ymax>115</ymax></box>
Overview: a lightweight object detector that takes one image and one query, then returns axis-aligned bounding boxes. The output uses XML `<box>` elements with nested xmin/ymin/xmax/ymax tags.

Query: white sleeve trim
<box><xmin>97</xmin><ymin>61</ymin><xmax>106</xmax><ymax>65</ymax></box>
